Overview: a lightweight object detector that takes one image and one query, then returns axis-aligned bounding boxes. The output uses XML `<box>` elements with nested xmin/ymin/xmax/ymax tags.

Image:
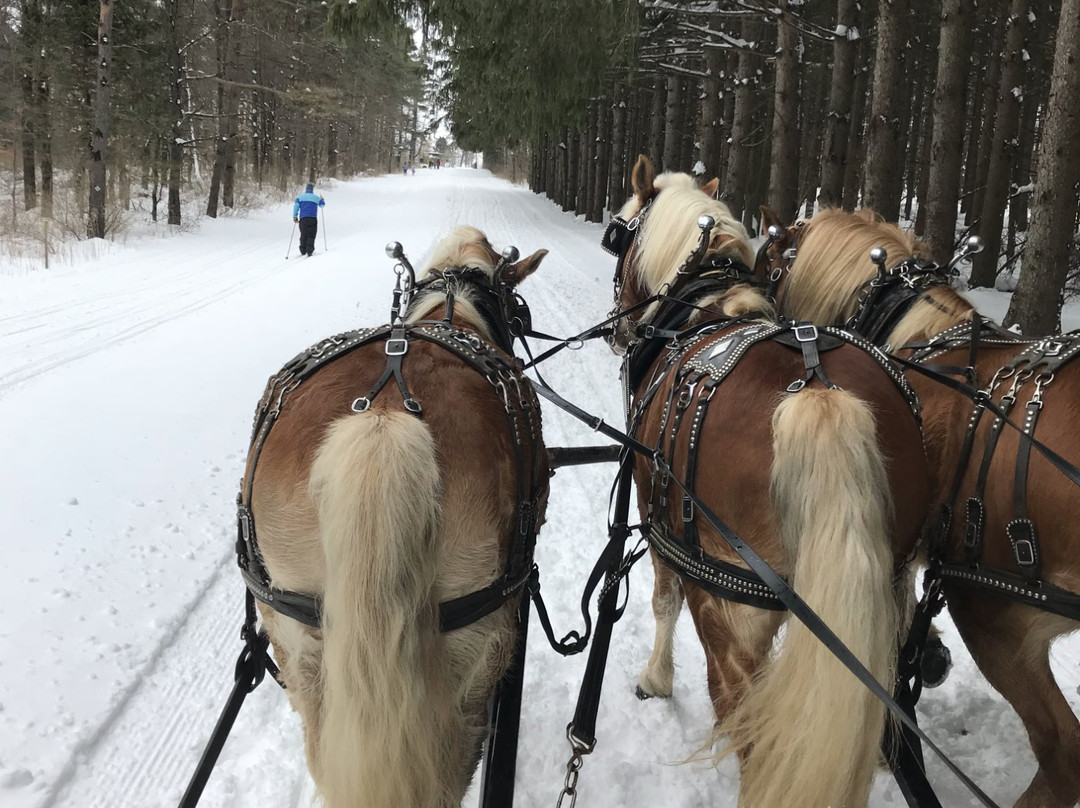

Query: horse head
<box><xmin>605</xmin><ymin>154</ymin><xmax>766</xmax><ymax>354</ymax></box>
<box><xmin>411</xmin><ymin>226</ymin><xmax>548</xmax><ymax>350</ymax></box>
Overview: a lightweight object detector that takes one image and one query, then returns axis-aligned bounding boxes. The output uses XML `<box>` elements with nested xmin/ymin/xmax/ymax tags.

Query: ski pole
<box><xmin>285</xmin><ymin>220</ymin><xmax>296</xmax><ymax>259</ymax></box>
<box><xmin>321</xmin><ymin>208</ymin><xmax>328</xmax><ymax>251</ymax></box>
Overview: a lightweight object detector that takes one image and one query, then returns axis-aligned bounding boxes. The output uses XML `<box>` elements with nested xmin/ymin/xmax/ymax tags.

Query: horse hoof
<box><xmin>635</xmin><ymin>685</ymin><xmax>653</xmax><ymax>700</ymax></box>
<box><xmin>920</xmin><ymin>637</ymin><xmax>952</xmax><ymax>689</ymax></box>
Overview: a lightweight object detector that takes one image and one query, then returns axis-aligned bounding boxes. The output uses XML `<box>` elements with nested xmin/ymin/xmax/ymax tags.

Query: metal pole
<box><xmin>44</xmin><ymin>219</ymin><xmax>49</xmax><ymax>269</ymax></box>
<box><xmin>321</xmin><ymin>208</ymin><xmax>327</xmax><ymax>251</ymax></box>
<box><xmin>285</xmin><ymin>220</ymin><xmax>296</xmax><ymax>259</ymax></box>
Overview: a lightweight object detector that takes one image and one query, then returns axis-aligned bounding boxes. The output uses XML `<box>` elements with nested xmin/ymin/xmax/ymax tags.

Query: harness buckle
<box><xmin>681</xmin><ymin>497</ymin><xmax>694</xmax><ymax>523</ymax></box>
<box><xmin>351</xmin><ymin>397</ymin><xmax>371</xmax><ymax>412</ymax></box>
<box><xmin>1014</xmin><ymin>539</ymin><xmax>1036</xmax><ymax>567</ymax></box>
<box><xmin>403</xmin><ymin>397</ymin><xmax>422</xmax><ymax>414</ymax></box>
<box><xmin>793</xmin><ymin>323</ymin><xmax>819</xmax><ymax>343</ymax></box>
<box><xmin>385</xmin><ymin>338</ymin><xmax>408</xmax><ymax>356</ymax></box>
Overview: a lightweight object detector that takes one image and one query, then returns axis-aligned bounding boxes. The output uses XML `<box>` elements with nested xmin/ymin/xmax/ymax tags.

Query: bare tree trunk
<box><xmin>591</xmin><ymin>100</ymin><xmax>611</xmax><ymax>221</ymax></box>
<box><xmin>966</xmin><ymin>0</ymin><xmax>1011</xmax><ymax>225</ymax></box>
<box><xmin>699</xmin><ymin>20</ymin><xmax>724</xmax><ymax>179</ymax></box>
<box><xmin>21</xmin><ymin>72</ymin><xmax>37</xmax><ymax>211</ymax></box>
<box><xmin>648</xmin><ymin>75</ymin><xmax>665</xmax><ymax>169</ymax></box>
<box><xmin>1005</xmin><ymin>0</ymin><xmax>1080</xmax><ymax>335</ymax></box>
<box><xmin>661</xmin><ymin>75</ymin><xmax>683</xmax><ymax>171</ymax></box>
<box><xmin>327</xmin><ymin>122</ymin><xmax>338</xmax><ymax>177</ymax></box>
<box><xmin>768</xmin><ymin>0</ymin><xmax>800</xmax><ymax>224</ymax></box>
<box><xmin>970</xmin><ymin>0</ymin><xmax>1029</xmax><ymax>287</ymax></box>
<box><xmin>576</xmin><ymin>124</ymin><xmax>590</xmax><ymax>217</ymax></box>
<box><xmin>723</xmin><ymin>15</ymin><xmax>765</xmax><ymax>221</ymax></box>
<box><xmin>819</xmin><ymin>0</ymin><xmax>858</xmax><ymax>208</ymax></box>
<box><xmin>609</xmin><ymin>84</ymin><xmax>628</xmax><ymax>213</ymax></box>
<box><xmin>842</xmin><ymin>45</ymin><xmax>871</xmax><ymax>211</ymax></box>
<box><xmin>922</xmin><ymin>0</ymin><xmax>972</xmax><ymax>259</ymax></box>
<box><xmin>863</xmin><ymin>0</ymin><xmax>910</xmax><ymax>219</ymax></box>
<box><xmin>167</xmin><ymin>0</ymin><xmax>184</xmax><ymax>225</ymax></box>
<box><xmin>87</xmin><ymin>0</ymin><xmax>114</xmax><ymax>239</ymax></box>
<box><xmin>207</xmin><ymin>0</ymin><xmax>244</xmax><ymax>217</ymax></box>
<box><xmin>567</xmin><ymin>127</ymin><xmax>580</xmax><ymax>213</ymax></box>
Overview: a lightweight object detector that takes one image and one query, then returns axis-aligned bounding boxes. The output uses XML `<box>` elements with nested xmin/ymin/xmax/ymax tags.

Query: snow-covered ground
<box><xmin>0</xmin><ymin>168</ymin><xmax>1072</xmax><ymax>807</ymax></box>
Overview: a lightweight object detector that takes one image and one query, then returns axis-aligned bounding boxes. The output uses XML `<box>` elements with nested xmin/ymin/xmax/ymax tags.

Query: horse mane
<box><xmin>630</xmin><ymin>173</ymin><xmax>757</xmax><ymax>294</ymax></box>
<box><xmin>784</xmin><ymin>208</ymin><xmax>975</xmax><ymax>345</ymax></box>
<box><xmin>420</xmin><ymin>225</ymin><xmax>499</xmax><ymax>281</ymax></box>
<box><xmin>406</xmin><ymin>225</ymin><xmax>501</xmax><ymax>341</ymax></box>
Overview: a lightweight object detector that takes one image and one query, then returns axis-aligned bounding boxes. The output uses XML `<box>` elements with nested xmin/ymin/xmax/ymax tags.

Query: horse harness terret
<box><xmin>236</xmin><ymin>267</ymin><xmax>549</xmax><ymax>636</ymax></box>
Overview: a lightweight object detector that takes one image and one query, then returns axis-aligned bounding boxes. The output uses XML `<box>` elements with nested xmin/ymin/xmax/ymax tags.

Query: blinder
<box><xmin>601</xmin><ymin>216</ymin><xmax>636</xmax><ymax>260</ymax></box>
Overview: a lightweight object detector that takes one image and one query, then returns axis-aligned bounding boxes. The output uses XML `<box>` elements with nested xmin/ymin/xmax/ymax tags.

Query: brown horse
<box><xmin>238</xmin><ymin>226</ymin><xmax>548</xmax><ymax>808</ymax></box>
<box><xmin>610</xmin><ymin>157</ymin><xmax>929</xmax><ymax>807</ymax></box>
<box><xmin>763</xmin><ymin>206</ymin><xmax>1080</xmax><ymax>808</ymax></box>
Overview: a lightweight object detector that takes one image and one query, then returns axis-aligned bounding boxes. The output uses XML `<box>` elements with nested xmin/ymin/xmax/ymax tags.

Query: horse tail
<box><xmin>309</xmin><ymin>411</ymin><xmax>449</xmax><ymax>808</ymax></box>
<box><xmin>728</xmin><ymin>388</ymin><xmax>897</xmax><ymax>808</ymax></box>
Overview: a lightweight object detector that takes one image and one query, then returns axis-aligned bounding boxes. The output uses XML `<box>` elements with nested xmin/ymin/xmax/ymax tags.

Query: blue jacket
<box><xmin>293</xmin><ymin>192</ymin><xmax>325</xmax><ymax>220</ymax></box>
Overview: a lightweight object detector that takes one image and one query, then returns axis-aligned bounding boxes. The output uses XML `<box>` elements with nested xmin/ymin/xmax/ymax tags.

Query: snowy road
<box><xmin>0</xmin><ymin>168</ymin><xmax>1065</xmax><ymax>806</ymax></box>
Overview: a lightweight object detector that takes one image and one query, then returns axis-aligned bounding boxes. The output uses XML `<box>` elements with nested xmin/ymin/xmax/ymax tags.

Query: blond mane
<box><xmin>406</xmin><ymin>225</ymin><xmax>500</xmax><ymax>342</ymax></box>
<box><xmin>629</xmin><ymin>173</ymin><xmax>757</xmax><ymax>294</ymax></box>
<box><xmin>783</xmin><ymin>209</ymin><xmax>975</xmax><ymax>347</ymax></box>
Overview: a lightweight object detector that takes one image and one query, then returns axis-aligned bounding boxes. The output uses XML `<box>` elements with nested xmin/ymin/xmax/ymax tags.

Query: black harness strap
<box><xmin>1008</xmin><ymin>396</ymin><xmax>1042</xmax><ymax>578</ymax></box>
<box><xmin>352</xmin><ymin>323</ymin><xmax>421</xmax><ymax>415</ymax></box>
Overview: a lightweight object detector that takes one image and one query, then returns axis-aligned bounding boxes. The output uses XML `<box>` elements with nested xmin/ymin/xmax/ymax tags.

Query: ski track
<box><xmin>2</xmin><ymin>169</ymin><xmax>1074</xmax><ymax>807</ymax></box>
<box><xmin>44</xmin><ymin>552</ymin><xmax>241</xmax><ymax>808</ymax></box>
<box><xmin>0</xmin><ymin>237</ymin><xmax>292</xmax><ymax>395</ymax></box>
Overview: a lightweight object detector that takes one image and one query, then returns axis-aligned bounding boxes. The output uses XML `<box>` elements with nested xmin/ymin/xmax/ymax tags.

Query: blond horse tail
<box><xmin>309</xmin><ymin>411</ymin><xmax>449</xmax><ymax>808</ymax></box>
<box><xmin>725</xmin><ymin>388</ymin><xmax>897</xmax><ymax>808</ymax></box>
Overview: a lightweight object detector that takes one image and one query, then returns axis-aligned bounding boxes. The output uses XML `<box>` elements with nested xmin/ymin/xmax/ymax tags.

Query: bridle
<box><xmin>755</xmin><ymin>221</ymin><xmax>804</xmax><ymax>304</ymax></box>
<box><xmin>601</xmin><ymin>196</ymin><xmax>760</xmax><ymax>362</ymax></box>
<box><xmin>600</xmin><ymin>197</ymin><xmax>653</xmax><ymax>352</ymax></box>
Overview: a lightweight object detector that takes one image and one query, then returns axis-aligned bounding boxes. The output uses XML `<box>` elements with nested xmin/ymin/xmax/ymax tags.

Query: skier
<box><xmin>292</xmin><ymin>182</ymin><xmax>325</xmax><ymax>257</ymax></box>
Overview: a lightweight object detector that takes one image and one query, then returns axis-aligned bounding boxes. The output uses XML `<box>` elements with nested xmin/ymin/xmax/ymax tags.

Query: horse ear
<box><xmin>760</xmin><ymin>205</ymin><xmax>785</xmax><ymax>233</ymax></box>
<box><xmin>710</xmin><ymin>231</ymin><xmax>734</xmax><ymax>251</ymax></box>
<box><xmin>506</xmin><ymin>249</ymin><xmax>548</xmax><ymax>285</ymax></box>
<box><xmin>631</xmin><ymin>154</ymin><xmax>655</xmax><ymax>202</ymax></box>
<box><xmin>702</xmin><ymin>177</ymin><xmax>720</xmax><ymax>198</ymax></box>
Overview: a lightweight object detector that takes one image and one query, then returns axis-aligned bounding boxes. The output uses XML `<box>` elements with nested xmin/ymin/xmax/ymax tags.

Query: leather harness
<box><xmin>908</xmin><ymin>316</ymin><xmax>1080</xmax><ymax>620</ymax></box>
<box><xmin>791</xmin><ymin>250</ymin><xmax>1080</xmax><ymax>621</ymax></box>
<box><xmin>605</xmin><ymin>206</ymin><xmax>920</xmax><ymax>611</ymax></box>
<box><xmin>236</xmin><ymin>271</ymin><xmax>549</xmax><ymax>634</ymax></box>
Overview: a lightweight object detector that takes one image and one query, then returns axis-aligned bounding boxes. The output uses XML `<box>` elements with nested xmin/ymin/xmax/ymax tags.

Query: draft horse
<box><xmin>234</xmin><ymin>226</ymin><xmax>549</xmax><ymax>808</ymax></box>
<box><xmin>608</xmin><ymin>157</ymin><xmax>930</xmax><ymax>808</ymax></box>
<box><xmin>763</xmin><ymin>206</ymin><xmax>1080</xmax><ymax>808</ymax></box>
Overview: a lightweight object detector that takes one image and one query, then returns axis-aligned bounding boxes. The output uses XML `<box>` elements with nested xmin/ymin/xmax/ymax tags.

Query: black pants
<box><xmin>298</xmin><ymin>216</ymin><xmax>318</xmax><ymax>255</ymax></box>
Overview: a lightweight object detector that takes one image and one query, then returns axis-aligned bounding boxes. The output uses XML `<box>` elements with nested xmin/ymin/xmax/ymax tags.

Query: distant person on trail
<box><xmin>292</xmin><ymin>182</ymin><xmax>325</xmax><ymax>257</ymax></box>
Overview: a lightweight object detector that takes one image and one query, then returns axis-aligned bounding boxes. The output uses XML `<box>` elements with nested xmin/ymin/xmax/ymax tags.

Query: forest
<box><xmin>1</xmin><ymin>0</ymin><xmax>1078</xmax><ymax>334</ymax></box>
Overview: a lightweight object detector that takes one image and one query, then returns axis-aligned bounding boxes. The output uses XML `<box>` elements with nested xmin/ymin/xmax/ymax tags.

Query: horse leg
<box><xmin>685</xmin><ymin>590</ymin><xmax>782</xmax><ymax>740</ymax></box>
<box><xmin>259</xmin><ymin>607</ymin><xmax>326</xmax><ymax>783</ymax></box>
<box><xmin>637</xmin><ymin>550</ymin><xmax>685</xmax><ymax>699</ymax></box>
<box><xmin>947</xmin><ymin>589</ymin><xmax>1080</xmax><ymax>808</ymax></box>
